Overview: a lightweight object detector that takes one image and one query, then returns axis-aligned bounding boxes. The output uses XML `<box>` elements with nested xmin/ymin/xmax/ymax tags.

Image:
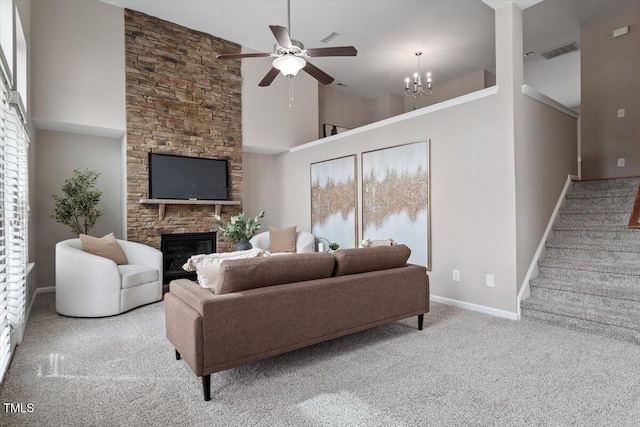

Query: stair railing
<box><xmin>629</xmin><ymin>182</ymin><xmax>640</xmax><ymax>229</ymax></box>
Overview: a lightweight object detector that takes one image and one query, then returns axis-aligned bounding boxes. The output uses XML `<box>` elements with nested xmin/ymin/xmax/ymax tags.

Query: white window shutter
<box><xmin>0</xmin><ymin>81</ymin><xmax>28</xmax><ymax>383</ymax></box>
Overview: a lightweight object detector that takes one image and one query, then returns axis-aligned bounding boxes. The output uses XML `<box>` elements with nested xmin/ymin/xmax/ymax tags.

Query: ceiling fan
<box><xmin>216</xmin><ymin>0</ymin><xmax>357</xmax><ymax>87</ymax></box>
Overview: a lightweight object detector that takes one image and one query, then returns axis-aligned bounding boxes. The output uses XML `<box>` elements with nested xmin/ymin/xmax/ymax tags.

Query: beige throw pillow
<box><xmin>79</xmin><ymin>233</ymin><xmax>128</xmax><ymax>265</ymax></box>
<box><xmin>182</xmin><ymin>248</ymin><xmax>269</xmax><ymax>292</ymax></box>
<box><xmin>269</xmin><ymin>226</ymin><xmax>297</xmax><ymax>252</ymax></box>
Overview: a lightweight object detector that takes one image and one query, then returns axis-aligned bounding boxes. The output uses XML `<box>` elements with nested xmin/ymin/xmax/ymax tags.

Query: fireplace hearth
<box><xmin>161</xmin><ymin>232</ymin><xmax>216</xmax><ymax>284</ymax></box>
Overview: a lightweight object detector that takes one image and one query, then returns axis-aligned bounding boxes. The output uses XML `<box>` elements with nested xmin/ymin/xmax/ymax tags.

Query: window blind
<box><xmin>0</xmin><ymin>83</ymin><xmax>28</xmax><ymax>383</ymax></box>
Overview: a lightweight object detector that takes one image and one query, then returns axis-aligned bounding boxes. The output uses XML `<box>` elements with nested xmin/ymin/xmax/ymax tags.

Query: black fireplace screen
<box><xmin>161</xmin><ymin>232</ymin><xmax>216</xmax><ymax>284</ymax></box>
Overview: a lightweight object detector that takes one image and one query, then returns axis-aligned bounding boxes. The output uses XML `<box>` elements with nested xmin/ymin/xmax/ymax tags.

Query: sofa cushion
<box><xmin>182</xmin><ymin>249</ymin><xmax>269</xmax><ymax>291</ymax></box>
<box><xmin>215</xmin><ymin>253</ymin><xmax>335</xmax><ymax>294</ymax></box>
<box><xmin>80</xmin><ymin>233</ymin><xmax>128</xmax><ymax>265</ymax></box>
<box><xmin>269</xmin><ymin>226</ymin><xmax>297</xmax><ymax>252</ymax></box>
<box><xmin>332</xmin><ymin>244</ymin><xmax>411</xmax><ymax>277</ymax></box>
<box><xmin>118</xmin><ymin>264</ymin><xmax>159</xmax><ymax>289</ymax></box>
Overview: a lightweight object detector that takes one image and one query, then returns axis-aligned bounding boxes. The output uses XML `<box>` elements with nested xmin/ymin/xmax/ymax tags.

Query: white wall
<box><xmin>524</xmin><ymin>52</ymin><xmax>580</xmax><ymax>109</ymax></box>
<box><xmin>369</xmin><ymin>93</ymin><xmax>404</xmax><ymax>123</ymax></box>
<box><xmin>274</xmin><ymin>89</ymin><xmax>518</xmax><ymax>313</ymax></box>
<box><xmin>242</xmin><ymin>152</ymin><xmax>280</xmax><ymax>230</ymax></box>
<box><xmin>242</xmin><ymin>56</ymin><xmax>319</xmax><ymax>153</ymax></box>
<box><xmin>31</xmin><ymin>0</ymin><xmax>125</xmax><ymax>134</ymax></box>
<box><xmin>512</xmin><ymin>0</ymin><xmax>578</xmax><ymax>291</ymax></box>
<box><xmin>318</xmin><ymin>85</ymin><xmax>372</xmax><ymax>137</ymax></box>
<box><xmin>515</xmin><ymin>94</ymin><xmax>578</xmax><ymax>291</ymax></box>
<box><xmin>35</xmin><ymin>131</ymin><xmax>124</xmax><ymax>288</ymax></box>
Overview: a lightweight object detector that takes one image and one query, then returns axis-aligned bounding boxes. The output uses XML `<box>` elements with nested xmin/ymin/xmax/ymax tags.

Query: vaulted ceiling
<box><xmin>103</xmin><ymin>0</ymin><xmax>639</xmax><ymax>107</ymax></box>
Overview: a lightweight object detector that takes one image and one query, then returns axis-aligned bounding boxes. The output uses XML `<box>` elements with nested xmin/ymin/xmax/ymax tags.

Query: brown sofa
<box><xmin>164</xmin><ymin>244</ymin><xmax>429</xmax><ymax>400</ymax></box>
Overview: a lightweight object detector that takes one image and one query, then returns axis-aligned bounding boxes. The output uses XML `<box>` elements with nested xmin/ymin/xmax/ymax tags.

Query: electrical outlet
<box><xmin>618</xmin><ymin>158</ymin><xmax>626</xmax><ymax>168</ymax></box>
<box><xmin>618</xmin><ymin>108</ymin><xmax>625</xmax><ymax>118</ymax></box>
<box><xmin>486</xmin><ymin>274</ymin><xmax>495</xmax><ymax>287</ymax></box>
<box><xmin>452</xmin><ymin>270</ymin><xmax>460</xmax><ymax>282</ymax></box>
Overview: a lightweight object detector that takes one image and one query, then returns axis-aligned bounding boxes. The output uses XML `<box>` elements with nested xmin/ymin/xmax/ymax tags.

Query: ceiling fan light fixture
<box><xmin>273</xmin><ymin>55</ymin><xmax>306</xmax><ymax>77</ymax></box>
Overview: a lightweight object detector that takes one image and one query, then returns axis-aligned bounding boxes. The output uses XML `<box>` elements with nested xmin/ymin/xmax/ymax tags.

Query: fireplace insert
<box><xmin>161</xmin><ymin>232</ymin><xmax>216</xmax><ymax>284</ymax></box>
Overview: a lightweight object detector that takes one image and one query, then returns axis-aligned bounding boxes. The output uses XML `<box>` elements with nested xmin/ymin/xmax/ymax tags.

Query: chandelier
<box><xmin>404</xmin><ymin>52</ymin><xmax>432</xmax><ymax>98</ymax></box>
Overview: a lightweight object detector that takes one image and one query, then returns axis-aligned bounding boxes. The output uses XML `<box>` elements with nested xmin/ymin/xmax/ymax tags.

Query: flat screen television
<box><xmin>149</xmin><ymin>153</ymin><xmax>229</xmax><ymax>200</ymax></box>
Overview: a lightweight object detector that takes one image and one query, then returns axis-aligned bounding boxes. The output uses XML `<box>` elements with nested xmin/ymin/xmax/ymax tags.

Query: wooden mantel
<box><xmin>140</xmin><ymin>199</ymin><xmax>241</xmax><ymax>221</ymax></box>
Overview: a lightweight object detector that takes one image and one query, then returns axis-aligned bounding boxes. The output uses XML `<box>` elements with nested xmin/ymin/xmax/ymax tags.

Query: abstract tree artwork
<box><xmin>311</xmin><ymin>155</ymin><xmax>357</xmax><ymax>249</ymax></box>
<box><xmin>362</xmin><ymin>141</ymin><xmax>431</xmax><ymax>269</ymax></box>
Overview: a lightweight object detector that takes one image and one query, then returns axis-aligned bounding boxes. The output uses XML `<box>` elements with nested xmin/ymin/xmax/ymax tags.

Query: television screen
<box><xmin>149</xmin><ymin>153</ymin><xmax>229</xmax><ymax>200</ymax></box>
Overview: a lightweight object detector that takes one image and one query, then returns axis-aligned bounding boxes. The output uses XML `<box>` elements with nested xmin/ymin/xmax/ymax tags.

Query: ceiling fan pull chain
<box><xmin>289</xmin><ymin>77</ymin><xmax>294</xmax><ymax>108</ymax></box>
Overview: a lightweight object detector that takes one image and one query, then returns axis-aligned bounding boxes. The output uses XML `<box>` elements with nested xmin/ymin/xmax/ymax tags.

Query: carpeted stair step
<box><xmin>556</xmin><ymin>212</ymin><xmax>630</xmax><ymax>225</ymax></box>
<box><xmin>521</xmin><ymin>298</ymin><xmax>640</xmax><ymax>344</ymax></box>
<box><xmin>545</xmin><ymin>248</ymin><xmax>640</xmax><ymax>265</ymax></box>
<box><xmin>561</xmin><ymin>196</ymin><xmax>636</xmax><ymax>213</ymax></box>
<box><xmin>571</xmin><ymin>178</ymin><xmax>640</xmax><ymax>192</ymax></box>
<box><xmin>562</xmin><ymin>194</ymin><xmax>636</xmax><ymax>213</ymax></box>
<box><xmin>531</xmin><ymin>277</ymin><xmax>640</xmax><ymax>303</ymax></box>
<box><xmin>545</xmin><ymin>239</ymin><xmax>640</xmax><ymax>264</ymax></box>
<box><xmin>529</xmin><ymin>280</ymin><xmax>640</xmax><ymax>314</ymax></box>
<box><xmin>538</xmin><ymin>259</ymin><xmax>640</xmax><ymax>288</ymax></box>
<box><xmin>566</xmin><ymin>187</ymin><xmax>637</xmax><ymax>199</ymax></box>
<box><xmin>551</xmin><ymin>228</ymin><xmax>640</xmax><ymax>244</ymax></box>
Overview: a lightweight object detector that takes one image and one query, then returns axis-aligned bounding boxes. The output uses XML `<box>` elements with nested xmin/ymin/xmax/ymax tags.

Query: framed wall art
<box><xmin>310</xmin><ymin>155</ymin><xmax>357</xmax><ymax>249</ymax></box>
<box><xmin>361</xmin><ymin>140</ymin><xmax>431</xmax><ymax>269</ymax></box>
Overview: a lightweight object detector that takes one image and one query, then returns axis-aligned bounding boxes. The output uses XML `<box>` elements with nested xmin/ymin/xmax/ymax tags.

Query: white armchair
<box><xmin>55</xmin><ymin>239</ymin><xmax>163</xmax><ymax>317</ymax></box>
<box><xmin>249</xmin><ymin>230</ymin><xmax>316</xmax><ymax>254</ymax></box>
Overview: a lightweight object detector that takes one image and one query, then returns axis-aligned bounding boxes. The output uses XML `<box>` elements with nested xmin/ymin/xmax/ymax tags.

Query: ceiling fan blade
<box><xmin>306</xmin><ymin>46</ymin><xmax>358</xmax><ymax>57</ymax></box>
<box><xmin>303</xmin><ymin>62</ymin><xmax>334</xmax><ymax>85</ymax></box>
<box><xmin>269</xmin><ymin>25</ymin><xmax>293</xmax><ymax>48</ymax></box>
<box><xmin>216</xmin><ymin>52</ymin><xmax>272</xmax><ymax>60</ymax></box>
<box><xmin>258</xmin><ymin>67</ymin><xmax>280</xmax><ymax>87</ymax></box>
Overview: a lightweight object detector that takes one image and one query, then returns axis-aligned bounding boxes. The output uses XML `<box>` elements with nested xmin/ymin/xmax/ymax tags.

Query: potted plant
<box><xmin>213</xmin><ymin>211</ymin><xmax>265</xmax><ymax>251</ymax></box>
<box><xmin>51</xmin><ymin>168</ymin><xmax>103</xmax><ymax>235</ymax></box>
<box><xmin>328</xmin><ymin>242</ymin><xmax>339</xmax><ymax>253</ymax></box>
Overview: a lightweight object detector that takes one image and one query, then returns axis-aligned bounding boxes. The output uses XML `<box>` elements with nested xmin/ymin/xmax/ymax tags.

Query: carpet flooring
<box><xmin>1</xmin><ymin>293</ymin><xmax>639</xmax><ymax>426</ymax></box>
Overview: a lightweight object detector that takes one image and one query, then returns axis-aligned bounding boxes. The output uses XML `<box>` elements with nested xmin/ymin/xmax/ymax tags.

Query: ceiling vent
<box><xmin>320</xmin><ymin>32</ymin><xmax>340</xmax><ymax>44</ymax></box>
<box><xmin>540</xmin><ymin>41</ymin><xmax>579</xmax><ymax>60</ymax></box>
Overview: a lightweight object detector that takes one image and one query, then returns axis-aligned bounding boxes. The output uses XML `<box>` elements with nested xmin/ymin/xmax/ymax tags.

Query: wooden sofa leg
<box><xmin>418</xmin><ymin>314</ymin><xmax>424</xmax><ymax>330</ymax></box>
<box><xmin>175</xmin><ymin>350</ymin><xmax>181</xmax><ymax>360</ymax></box>
<box><xmin>202</xmin><ymin>374</ymin><xmax>211</xmax><ymax>401</ymax></box>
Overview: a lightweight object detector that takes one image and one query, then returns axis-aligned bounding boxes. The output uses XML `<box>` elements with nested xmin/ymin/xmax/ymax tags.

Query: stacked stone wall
<box><xmin>125</xmin><ymin>9</ymin><xmax>242</xmax><ymax>251</ymax></box>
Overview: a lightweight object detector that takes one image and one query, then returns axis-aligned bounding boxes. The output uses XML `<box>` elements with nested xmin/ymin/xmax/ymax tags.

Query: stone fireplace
<box><xmin>124</xmin><ymin>9</ymin><xmax>243</xmax><ymax>252</ymax></box>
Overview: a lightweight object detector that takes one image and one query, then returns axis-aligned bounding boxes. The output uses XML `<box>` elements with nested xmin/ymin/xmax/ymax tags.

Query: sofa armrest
<box><xmin>169</xmin><ymin>279</ymin><xmax>217</xmax><ymax>316</ymax></box>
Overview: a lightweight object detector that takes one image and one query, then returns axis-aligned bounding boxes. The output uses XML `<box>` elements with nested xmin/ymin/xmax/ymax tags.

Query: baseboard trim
<box><xmin>25</xmin><ymin>287</ymin><xmax>56</xmax><ymax>324</ymax></box>
<box><xmin>516</xmin><ymin>174</ymin><xmax>577</xmax><ymax>320</ymax></box>
<box><xmin>430</xmin><ymin>295</ymin><xmax>518</xmax><ymax>320</ymax></box>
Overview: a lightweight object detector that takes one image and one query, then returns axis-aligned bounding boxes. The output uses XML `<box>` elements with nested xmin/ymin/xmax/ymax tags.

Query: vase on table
<box><xmin>235</xmin><ymin>240</ymin><xmax>252</xmax><ymax>251</ymax></box>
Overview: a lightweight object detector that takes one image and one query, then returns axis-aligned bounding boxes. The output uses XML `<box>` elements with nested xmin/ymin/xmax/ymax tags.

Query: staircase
<box><xmin>521</xmin><ymin>177</ymin><xmax>640</xmax><ymax>344</ymax></box>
